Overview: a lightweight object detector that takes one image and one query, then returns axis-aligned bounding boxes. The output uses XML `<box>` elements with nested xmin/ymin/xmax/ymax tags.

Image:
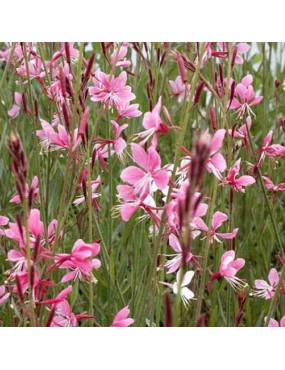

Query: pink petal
<box><xmin>148</xmin><ymin>147</ymin><xmax>161</xmax><ymax>172</ymax></box>
<box><xmin>236</xmin><ymin>43</ymin><xmax>250</xmax><ymax>54</ymax></box>
<box><xmin>131</xmin><ymin>144</ymin><xmax>148</xmax><ymax>170</ymax></box>
<box><xmin>230</xmin><ymin>257</ymin><xmax>245</xmax><ymax>272</ymax></box>
<box><xmin>92</xmin><ymin>258</ymin><xmax>101</xmax><ymax>269</ymax></box>
<box><xmin>250</xmin><ymin>96</ymin><xmax>263</xmax><ymax>106</ymax></box>
<box><xmin>153</xmin><ymin>169</ymin><xmax>169</xmax><ymax>190</ymax></box>
<box><xmin>28</xmin><ymin>209</ymin><xmax>44</xmax><ymax>236</ymax></box>
<box><xmin>268</xmin><ymin>318</ymin><xmax>279</xmax><ymax>327</ymax></box>
<box><xmin>117</xmin><ymin>185</ymin><xmax>136</xmax><ymax>201</ymax></box>
<box><xmin>255</xmin><ymin>279</ymin><xmax>271</xmax><ymax>290</ymax></box>
<box><xmin>235</xmin><ymin>176</ymin><xmax>255</xmax><ymax>187</ymax></box>
<box><xmin>113</xmin><ymin>306</ymin><xmax>130</xmax><ymax>322</ymax></box>
<box><xmin>61</xmin><ymin>271</ymin><xmax>77</xmax><ymax>283</ymax></box>
<box><xmin>241</xmin><ymin>74</ymin><xmax>253</xmax><ymax>87</ymax></box>
<box><xmin>212</xmin><ymin>211</ymin><xmax>228</xmax><ymax>230</ymax></box>
<box><xmin>14</xmin><ymin>92</ymin><xmax>23</xmax><ymax>105</ymax></box>
<box><xmin>262</xmin><ymin>131</ymin><xmax>273</xmax><ymax>147</ymax></box>
<box><xmin>7</xmin><ymin>249</ymin><xmax>23</xmax><ymax>262</ymax></box>
<box><xmin>210</xmin><ymin>129</ymin><xmax>226</xmax><ymax>153</ymax></box>
<box><xmin>221</xmin><ymin>250</ymin><xmax>235</xmax><ymax>264</ymax></box>
<box><xmin>229</xmin><ymin>98</ymin><xmax>242</xmax><ymax>109</ymax></box>
<box><xmin>235</xmin><ymin>83</ymin><xmax>247</xmax><ymax>99</ymax></box>
<box><xmin>0</xmin><ymin>286</ymin><xmax>5</xmax><ymax>296</ymax></box>
<box><xmin>268</xmin><ymin>268</ymin><xmax>279</xmax><ymax>286</ymax></box>
<box><xmin>112</xmin><ymin>318</ymin><xmax>134</xmax><ymax>327</ymax></box>
<box><xmin>169</xmin><ymin>234</ymin><xmax>181</xmax><ymax>253</ymax></box>
<box><xmin>209</xmin><ymin>153</ymin><xmax>227</xmax><ymax>172</ymax></box>
<box><xmin>220</xmin><ymin>267</ymin><xmax>236</xmax><ymax>278</ymax></box>
<box><xmin>0</xmin><ymin>216</ymin><xmax>9</xmax><ymax>226</ymax></box>
<box><xmin>8</xmin><ymin>105</ymin><xmax>20</xmax><ymax>118</ymax></box>
<box><xmin>0</xmin><ymin>292</ymin><xmax>10</xmax><ymax>305</ymax></box>
<box><xmin>216</xmin><ymin>230</ymin><xmax>238</xmax><ymax>240</ymax></box>
<box><xmin>280</xmin><ymin>316</ymin><xmax>285</xmax><ymax>327</ymax></box>
<box><xmin>121</xmin><ymin>166</ymin><xmax>145</xmax><ymax>185</ymax></box>
<box><xmin>121</xmin><ymin>203</ymin><xmax>139</xmax><ymax>221</ymax></box>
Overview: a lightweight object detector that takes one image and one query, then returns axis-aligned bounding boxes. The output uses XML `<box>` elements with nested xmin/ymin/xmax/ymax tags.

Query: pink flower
<box><xmin>50</xmin><ymin>43</ymin><xmax>79</xmax><ymax>65</ymax></box>
<box><xmin>218</xmin><ymin>250</ymin><xmax>246</xmax><ymax>290</ymax></box>
<box><xmin>8</xmin><ymin>92</ymin><xmax>22</xmax><ymax>118</ymax></box>
<box><xmin>222</xmin><ymin>158</ymin><xmax>255</xmax><ymax>192</ymax></box>
<box><xmin>89</xmin><ymin>71</ymin><xmax>135</xmax><ymax>109</ymax></box>
<box><xmin>267</xmin><ymin>315</ymin><xmax>285</xmax><ymax>327</ymax></box>
<box><xmin>110</xmin><ymin>43</ymin><xmax>131</xmax><ymax>68</ymax></box>
<box><xmin>228</xmin><ymin>116</ymin><xmax>252</xmax><ymax>147</ymax></box>
<box><xmin>116</xmin><ymin>184</ymin><xmax>158</xmax><ymax>223</ymax></box>
<box><xmin>5</xmin><ymin>209</ymin><xmax>56</xmax><ymax>274</ymax></box>
<box><xmin>55</xmin><ymin>239</ymin><xmax>101</xmax><ymax>282</ymax></box>
<box><xmin>233</xmin><ymin>43</ymin><xmax>251</xmax><ymax>64</ymax></box>
<box><xmin>134</xmin><ymin>97</ymin><xmax>169</xmax><ymax>147</ymax></box>
<box><xmin>5</xmin><ymin>209</ymin><xmax>58</xmax><ymax>250</ymax></box>
<box><xmin>253</xmin><ymin>268</ymin><xmax>279</xmax><ymax>299</ymax></box>
<box><xmin>51</xmin><ymin>300</ymin><xmax>93</xmax><ymax>327</ymax></box>
<box><xmin>111</xmin><ymin>305</ymin><xmax>134</xmax><ymax>327</ymax></box>
<box><xmin>262</xmin><ymin>176</ymin><xmax>285</xmax><ymax>193</ymax></box>
<box><xmin>179</xmin><ymin>129</ymin><xmax>227</xmax><ymax>181</ymax></box>
<box><xmin>229</xmin><ymin>74</ymin><xmax>263</xmax><ymax>117</ymax></box>
<box><xmin>166</xmin><ymin>181</ymin><xmax>208</xmax><ymax>236</ymax></box>
<box><xmin>47</xmin><ymin>64</ymin><xmax>73</xmax><ymax>104</ymax></box>
<box><xmin>201</xmin><ymin>43</ymin><xmax>228</xmax><ymax>66</ymax></box>
<box><xmin>109</xmin><ymin>120</ymin><xmax>128</xmax><ymax>159</ymax></box>
<box><xmin>17</xmin><ymin>56</ymin><xmax>45</xmax><ymax>81</ymax></box>
<box><xmin>73</xmin><ymin>176</ymin><xmax>101</xmax><ymax>207</ymax></box>
<box><xmin>92</xmin><ymin>143</ymin><xmax>110</xmax><ymax>170</ymax></box>
<box><xmin>120</xmin><ymin>143</ymin><xmax>170</xmax><ymax>196</ymax></box>
<box><xmin>13</xmin><ymin>267</ymin><xmax>40</xmax><ymax>294</ymax></box>
<box><xmin>0</xmin><ymin>285</ymin><xmax>10</xmax><ymax>305</ymax></box>
<box><xmin>257</xmin><ymin>130</ymin><xmax>285</xmax><ymax>166</ymax></box>
<box><xmin>40</xmin><ymin>285</ymin><xmax>72</xmax><ymax>306</ymax></box>
<box><xmin>62</xmin><ymin>42</ymin><xmax>79</xmax><ymax>60</ymax></box>
<box><xmin>51</xmin><ymin>300</ymin><xmax>78</xmax><ymax>327</ymax></box>
<box><xmin>10</xmin><ymin>176</ymin><xmax>39</xmax><ymax>204</ymax></box>
<box><xmin>169</xmin><ymin>75</ymin><xmax>190</xmax><ymax>102</ymax></box>
<box><xmin>94</xmin><ymin>119</ymin><xmax>129</xmax><ymax>162</ymax></box>
<box><xmin>205</xmin><ymin>129</ymin><xmax>227</xmax><ymax>179</ymax></box>
<box><xmin>198</xmin><ymin>211</ymin><xmax>239</xmax><ymax>244</ymax></box>
<box><xmin>36</xmin><ymin>119</ymin><xmax>78</xmax><ymax>151</ymax></box>
<box><xmin>201</xmin><ymin>43</ymin><xmax>250</xmax><ymax>67</ymax></box>
<box><xmin>117</xmin><ymin>102</ymin><xmax>142</xmax><ymax>119</ymax></box>
<box><xmin>0</xmin><ymin>215</ymin><xmax>9</xmax><ymax>236</ymax></box>
<box><xmin>164</xmin><ymin>234</ymin><xmax>193</xmax><ymax>274</ymax></box>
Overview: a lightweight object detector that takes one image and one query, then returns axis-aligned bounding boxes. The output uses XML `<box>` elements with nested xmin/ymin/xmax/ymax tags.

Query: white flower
<box><xmin>172</xmin><ymin>269</ymin><xmax>195</xmax><ymax>306</ymax></box>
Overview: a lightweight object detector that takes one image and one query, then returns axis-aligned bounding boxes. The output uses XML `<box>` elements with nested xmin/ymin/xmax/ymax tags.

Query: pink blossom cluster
<box><xmin>1</xmin><ymin>42</ymin><xmax>285</xmax><ymax>327</ymax></box>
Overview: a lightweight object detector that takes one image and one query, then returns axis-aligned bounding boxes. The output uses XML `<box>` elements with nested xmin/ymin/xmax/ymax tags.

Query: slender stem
<box><xmin>87</xmin><ymin>142</ymin><xmax>94</xmax><ymax>315</ymax></box>
<box><xmin>22</xmin><ymin>43</ymin><xmax>48</xmax><ymax>239</ymax></box>
<box><xmin>194</xmin><ymin>179</ymin><xmax>218</xmax><ymax>324</ymax></box>
<box><xmin>22</xmin><ymin>198</ymin><xmax>36</xmax><ymax>326</ymax></box>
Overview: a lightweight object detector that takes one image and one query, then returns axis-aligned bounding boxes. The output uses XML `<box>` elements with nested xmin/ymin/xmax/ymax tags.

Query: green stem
<box><xmin>22</xmin><ymin>198</ymin><xmax>36</xmax><ymax>326</ymax></box>
<box><xmin>194</xmin><ymin>179</ymin><xmax>218</xmax><ymax>324</ymax></box>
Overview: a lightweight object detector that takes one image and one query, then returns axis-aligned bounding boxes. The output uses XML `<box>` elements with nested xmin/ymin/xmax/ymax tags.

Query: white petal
<box><xmin>182</xmin><ymin>271</ymin><xmax>195</xmax><ymax>286</ymax></box>
<box><xmin>181</xmin><ymin>287</ymin><xmax>194</xmax><ymax>300</ymax></box>
<box><xmin>176</xmin><ymin>269</ymin><xmax>183</xmax><ymax>284</ymax></box>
